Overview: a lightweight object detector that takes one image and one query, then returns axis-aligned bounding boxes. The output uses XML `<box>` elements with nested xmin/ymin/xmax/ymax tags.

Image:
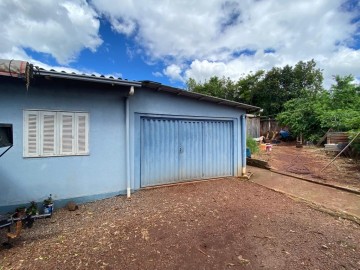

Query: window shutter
<box><xmin>75</xmin><ymin>113</ymin><xmax>89</xmax><ymax>154</ymax></box>
<box><xmin>41</xmin><ymin>112</ymin><xmax>57</xmax><ymax>156</ymax></box>
<box><xmin>60</xmin><ymin>112</ymin><xmax>74</xmax><ymax>154</ymax></box>
<box><xmin>24</xmin><ymin>111</ymin><xmax>39</xmax><ymax>156</ymax></box>
<box><xmin>24</xmin><ymin>110</ymin><xmax>89</xmax><ymax>157</ymax></box>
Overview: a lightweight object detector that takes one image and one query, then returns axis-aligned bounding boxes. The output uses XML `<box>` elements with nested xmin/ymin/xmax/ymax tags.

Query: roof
<box><xmin>0</xmin><ymin>59</ymin><xmax>142</xmax><ymax>88</ymax></box>
<box><xmin>141</xmin><ymin>81</ymin><xmax>260</xmax><ymax>113</ymax></box>
<box><xmin>0</xmin><ymin>59</ymin><xmax>260</xmax><ymax>113</ymax></box>
<box><xmin>35</xmin><ymin>68</ymin><xmax>142</xmax><ymax>88</ymax></box>
<box><xmin>34</xmin><ymin>70</ymin><xmax>259</xmax><ymax>112</ymax></box>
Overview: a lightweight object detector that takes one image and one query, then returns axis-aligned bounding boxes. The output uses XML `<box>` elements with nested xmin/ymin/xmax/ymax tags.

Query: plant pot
<box><xmin>43</xmin><ymin>203</ymin><xmax>54</xmax><ymax>215</ymax></box>
<box><xmin>15</xmin><ymin>207</ymin><xmax>26</xmax><ymax>217</ymax></box>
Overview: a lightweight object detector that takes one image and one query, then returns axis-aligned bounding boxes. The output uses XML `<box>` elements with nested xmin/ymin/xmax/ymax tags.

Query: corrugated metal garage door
<box><xmin>141</xmin><ymin>117</ymin><xmax>233</xmax><ymax>187</ymax></box>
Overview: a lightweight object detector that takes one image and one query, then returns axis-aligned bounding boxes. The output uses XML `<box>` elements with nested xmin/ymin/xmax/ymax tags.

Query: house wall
<box><xmin>0</xmin><ymin>78</ymin><xmax>129</xmax><ymax>213</ymax></box>
<box><xmin>0</xmin><ymin>78</ymin><xmax>247</xmax><ymax>213</ymax></box>
<box><xmin>129</xmin><ymin>88</ymin><xmax>246</xmax><ymax>190</ymax></box>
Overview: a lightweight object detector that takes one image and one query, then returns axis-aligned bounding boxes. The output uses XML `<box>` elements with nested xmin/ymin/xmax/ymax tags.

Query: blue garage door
<box><xmin>141</xmin><ymin>117</ymin><xmax>233</xmax><ymax>187</ymax></box>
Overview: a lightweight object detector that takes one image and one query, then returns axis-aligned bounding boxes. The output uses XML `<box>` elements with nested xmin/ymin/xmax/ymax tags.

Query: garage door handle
<box><xmin>179</xmin><ymin>146</ymin><xmax>183</xmax><ymax>153</ymax></box>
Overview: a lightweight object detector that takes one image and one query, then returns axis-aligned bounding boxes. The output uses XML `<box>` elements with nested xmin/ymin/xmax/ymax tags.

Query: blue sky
<box><xmin>0</xmin><ymin>0</ymin><xmax>359</xmax><ymax>89</ymax></box>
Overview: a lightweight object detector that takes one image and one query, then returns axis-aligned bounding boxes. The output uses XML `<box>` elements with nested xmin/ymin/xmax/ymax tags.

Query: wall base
<box><xmin>0</xmin><ymin>190</ymin><xmax>127</xmax><ymax>215</ymax></box>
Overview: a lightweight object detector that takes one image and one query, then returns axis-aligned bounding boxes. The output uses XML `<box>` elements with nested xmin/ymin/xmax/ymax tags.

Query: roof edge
<box><xmin>35</xmin><ymin>70</ymin><xmax>142</xmax><ymax>87</ymax></box>
<box><xmin>141</xmin><ymin>81</ymin><xmax>261</xmax><ymax>113</ymax></box>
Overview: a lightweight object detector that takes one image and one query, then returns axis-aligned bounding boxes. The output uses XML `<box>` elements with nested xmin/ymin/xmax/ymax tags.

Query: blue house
<box><xmin>0</xmin><ymin>60</ymin><xmax>259</xmax><ymax>213</ymax></box>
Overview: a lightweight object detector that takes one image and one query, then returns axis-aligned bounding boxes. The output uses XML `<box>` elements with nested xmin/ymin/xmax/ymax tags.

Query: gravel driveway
<box><xmin>1</xmin><ymin>179</ymin><xmax>359</xmax><ymax>270</ymax></box>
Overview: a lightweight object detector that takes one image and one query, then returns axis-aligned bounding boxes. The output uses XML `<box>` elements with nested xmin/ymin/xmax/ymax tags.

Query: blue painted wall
<box><xmin>0</xmin><ymin>78</ymin><xmax>129</xmax><ymax>213</ymax></box>
<box><xmin>0</xmin><ymin>78</ymin><xmax>246</xmax><ymax>213</ymax></box>
<box><xmin>129</xmin><ymin>88</ymin><xmax>246</xmax><ymax>190</ymax></box>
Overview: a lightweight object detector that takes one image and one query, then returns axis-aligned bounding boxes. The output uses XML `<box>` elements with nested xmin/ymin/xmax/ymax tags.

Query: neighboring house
<box><xmin>0</xmin><ymin>60</ymin><xmax>259</xmax><ymax>213</ymax></box>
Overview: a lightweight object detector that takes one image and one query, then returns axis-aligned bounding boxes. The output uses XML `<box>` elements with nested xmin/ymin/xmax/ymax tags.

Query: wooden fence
<box><xmin>260</xmin><ymin>119</ymin><xmax>281</xmax><ymax>136</ymax></box>
<box><xmin>246</xmin><ymin>115</ymin><xmax>260</xmax><ymax>138</ymax></box>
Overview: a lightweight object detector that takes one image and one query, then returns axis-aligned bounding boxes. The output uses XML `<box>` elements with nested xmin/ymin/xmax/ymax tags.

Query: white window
<box><xmin>23</xmin><ymin>110</ymin><xmax>89</xmax><ymax>157</ymax></box>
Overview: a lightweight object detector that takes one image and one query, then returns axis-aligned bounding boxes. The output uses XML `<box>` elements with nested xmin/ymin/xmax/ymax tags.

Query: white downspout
<box><xmin>126</xmin><ymin>86</ymin><xmax>135</xmax><ymax>198</ymax></box>
<box><xmin>241</xmin><ymin>114</ymin><xmax>247</xmax><ymax>176</ymax></box>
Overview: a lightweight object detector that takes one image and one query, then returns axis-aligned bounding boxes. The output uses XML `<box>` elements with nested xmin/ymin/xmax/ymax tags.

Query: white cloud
<box><xmin>1</xmin><ymin>0</ymin><xmax>358</xmax><ymax>87</ymax></box>
<box><xmin>110</xmin><ymin>17</ymin><xmax>137</xmax><ymax>36</ymax></box>
<box><xmin>92</xmin><ymin>0</ymin><xmax>360</xmax><ymax>87</ymax></box>
<box><xmin>163</xmin><ymin>64</ymin><xmax>183</xmax><ymax>82</ymax></box>
<box><xmin>183</xmin><ymin>51</ymin><xmax>282</xmax><ymax>82</ymax></box>
<box><xmin>152</xmin><ymin>71</ymin><xmax>163</xmax><ymax>77</ymax></box>
<box><xmin>0</xmin><ymin>0</ymin><xmax>102</xmax><ymax>64</ymax></box>
<box><xmin>319</xmin><ymin>46</ymin><xmax>360</xmax><ymax>87</ymax></box>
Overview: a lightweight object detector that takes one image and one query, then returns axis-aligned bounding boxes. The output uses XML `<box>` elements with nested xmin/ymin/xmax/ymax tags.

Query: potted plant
<box><xmin>26</xmin><ymin>201</ymin><xmax>38</xmax><ymax>216</ymax></box>
<box><xmin>23</xmin><ymin>201</ymin><xmax>38</xmax><ymax>228</ymax></box>
<box><xmin>43</xmin><ymin>194</ymin><xmax>54</xmax><ymax>215</ymax></box>
<box><xmin>15</xmin><ymin>206</ymin><xmax>26</xmax><ymax>218</ymax></box>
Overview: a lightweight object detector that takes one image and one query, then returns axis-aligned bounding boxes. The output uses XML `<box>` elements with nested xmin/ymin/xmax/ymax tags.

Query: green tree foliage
<box><xmin>235</xmin><ymin>70</ymin><xmax>265</xmax><ymax>105</ymax></box>
<box><xmin>187</xmin><ymin>60</ymin><xmax>358</xmax><ymax>143</ymax></box>
<box><xmin>186</xmin><ymin>76</ymin><xmax>237</xmax><ymax>100</ymax></box>
<box><xmin>317</xmin><ymin>75</ymin><xmax>360</xmax><ymax>131</ymax></box>
<box><xmin>246</xmin><ymin>135</ymin><xmax>259</xmax><ymax>154</ymax></box>
<box><xmin>277</xmin><ymin>75</ymin><xmax>360</xmax><ymax>141</ymax></box>
<box><xmin>276</xmin><ymin>92</ymin><xmax>328</xmax><ymax>141</ymax></box>
<box><xmin>187</xmin><ymin>60</ymin><xmax>323</xmax><ymax>116</ymax></box>
<box><xmin>251</xmin><ymin>60</ymin><xmax>323</xmax><ymax>116</ymax></box>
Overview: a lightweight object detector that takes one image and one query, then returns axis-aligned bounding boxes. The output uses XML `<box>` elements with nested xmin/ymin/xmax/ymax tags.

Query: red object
<box><xmin>266</xmin><ymin>144</ymin><xmax>272</xmax><ymax>152</ymax></box>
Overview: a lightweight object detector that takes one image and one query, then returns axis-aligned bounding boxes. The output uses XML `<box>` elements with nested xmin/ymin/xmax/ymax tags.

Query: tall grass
<box><xmin>246</xmin><ymin>135</ymin><xmax>259</xmax><ymax>154</ymax></box>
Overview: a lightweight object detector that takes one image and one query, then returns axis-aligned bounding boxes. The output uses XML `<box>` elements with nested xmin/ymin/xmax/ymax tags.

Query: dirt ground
<box><xmin>1</xmin><ymin>179</ymin><xmax>359</xmax><ymax>270</ymax></box>
<box><xmin>253</xmin><ymin>143</ymin><xmax>360</xmax><ymax>191</ymax></box>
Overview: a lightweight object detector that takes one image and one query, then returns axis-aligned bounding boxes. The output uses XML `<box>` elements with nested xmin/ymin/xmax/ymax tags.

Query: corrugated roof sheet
<box><xmin>35</xmin><ymin>68</ymin><xmax>142</xmax><ymax>87</ymax></box>
<box><xmin>0</xmin><ymin>59</ymin><xmax>260</xmax><ymax>112</ymax></box>
<box><xmin>34</xmin><ymin>68</ymin><xmax>260</xmax><ymax>112</ymax></box>
<box><xmin>141</xmin><ymin>80</ymin><xmax>260</xmax><ymax>113</ymax></box>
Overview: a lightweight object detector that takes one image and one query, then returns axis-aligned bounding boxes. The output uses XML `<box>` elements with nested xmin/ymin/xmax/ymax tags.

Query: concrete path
<box><xmin>249</xmin><ymin>166</ymin><xmax>360</xmax><ymax>223</ymax></box>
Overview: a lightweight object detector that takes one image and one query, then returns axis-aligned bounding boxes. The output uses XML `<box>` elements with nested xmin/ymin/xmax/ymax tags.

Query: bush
<box><xmin>246</xmin><ymin>135</ymin><xmax>259</xmax><ymax>154</ymax></box>
<box><xmin>348</xmin><ymin>130</ymin><xmax>360</xmax><ymax>159</ymax></box>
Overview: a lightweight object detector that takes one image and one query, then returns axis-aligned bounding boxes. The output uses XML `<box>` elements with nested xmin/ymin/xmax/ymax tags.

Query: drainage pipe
<box><xmin>126</xmin><ymin>86</ymin><xmax>135</xmax><ymax>198</ymax></box>
<box><xmin>241</xmin><ymin>114</ymin><xmax>247</xmax><ymax>176</ymax></box>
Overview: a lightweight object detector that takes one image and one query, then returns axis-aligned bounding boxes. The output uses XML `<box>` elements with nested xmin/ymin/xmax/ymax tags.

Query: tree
<box><xmin>292</xmin><ymin>60</ymin><xmax>323</xmax><ymax>95</ymax></box>
<box><xmin>186</xmin><ymin>76</ymin><xmax>237</xmax><ymax>100</ymax></box>
<box><xmin>277</xmin><ymin>75</ymin><xmax>360</xmax><ymax>142</ymax></box>
<box><xmin>276</xmin><ymin>92</ymin><xmax>329</xmax><ymax>141</ymax></box>
<box><xmin>316</xmin><ymin>75</ymin><xmax>360</xmax><ymax>131</ymax></box>
<box><xmin>187</xmin><ymin>60</ymin><xmax>324</xmax><ymax>117</ymax></box>
<box><xmin>252</xmin><ymin>60</ymin><xmax>323</xmax><ymax>116</ymax></box>
<box><xmin>234</xmin><ymin>70</ymin><xmax>265</xmax><ymax>104</ymax></box>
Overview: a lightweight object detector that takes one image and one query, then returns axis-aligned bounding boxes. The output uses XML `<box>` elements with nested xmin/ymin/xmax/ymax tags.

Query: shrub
<box><xmin>348</xmin><ymin>130</ymin><xmax>360</xmax><ymax>159</ymax></box>
<box><xmin>246</xmin><ymin>135</ymin><xmax>259</xmax><ymax>154</ymax></box>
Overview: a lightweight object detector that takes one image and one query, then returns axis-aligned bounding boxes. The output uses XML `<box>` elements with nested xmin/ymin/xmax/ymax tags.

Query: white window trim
<box><xmin>23</xmin><ymin>110</ymin><xmax>90</xmax><ymax>157</ymax></box>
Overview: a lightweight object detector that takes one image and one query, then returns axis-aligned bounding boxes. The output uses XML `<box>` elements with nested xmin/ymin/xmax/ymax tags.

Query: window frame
<box><xmin>23</xmin><ymin>110</ymin><xmax>90</xmax><ymax>158</ymax></box>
